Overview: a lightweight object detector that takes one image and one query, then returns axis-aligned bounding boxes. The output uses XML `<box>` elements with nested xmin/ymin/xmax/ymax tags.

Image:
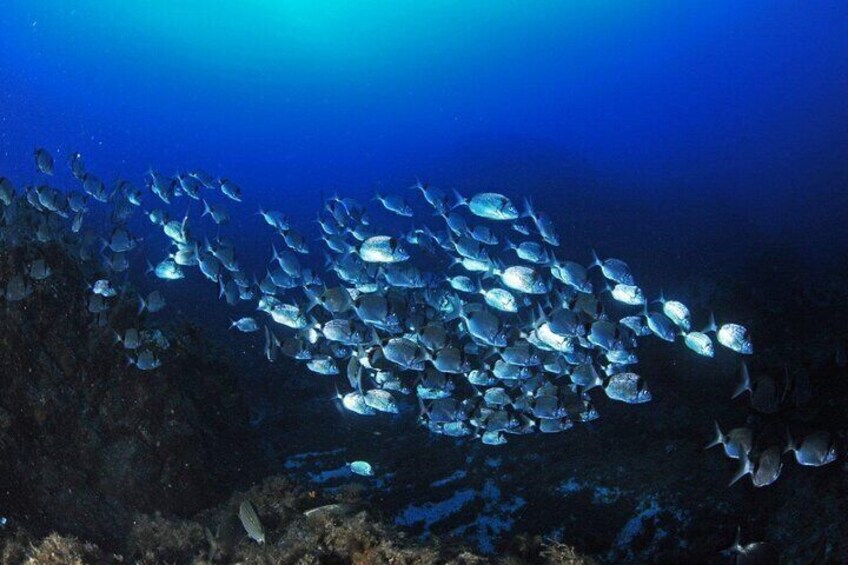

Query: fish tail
<box><xmin>521</xmin><ymin>197</ymin><xmax>535</xmax><ymax>220</ymax></box>
<box><xmin>705</xmin><ymin>420</ymin><xmax>724</xmax><ymax>450</ymax></box>
<box><xmin>783</xmin><ymin>427</ymin><xmax>797</xmax><ymax>455</ymax></box>
<box><xmin>731</xmin><ymin>362</ymin><xmax>751</xmax><ymax>400</ymax></box>
<box><xmin>703</xmin><ymin>312</ymin><xmax>717</xmax><ymax>334</ymax></box>
<box><xmin>589</xmin><ymin>248</ymin><xmax>602</xmax><ymax>269</ymax></box>
<box><xmin>728</xmin><ymin>456</ymin><xmax>753</xmax><ymax>487</ymax></box>
<box><xmin>723</xmin><ymin>527</ymin><xmax>744</xmax><ymax>555</ymax></box>
<box><xmin>450</xmin><ymin>188</ymin><xmax>467</xmax><ymax>209</ymax></box>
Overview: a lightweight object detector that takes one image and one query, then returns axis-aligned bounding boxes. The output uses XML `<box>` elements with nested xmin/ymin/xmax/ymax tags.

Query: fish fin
<box><xmin>703</xmin><ymin>312</ymin><xmax>717</xmax><ymax>334</ymax></box>
<box><xmin>137</xmin><ymin>295</ymin><xmax>146</xmax><ymax>315</ymax></box>
<box><xmin>728</xmin><ymin>456</ymin><xmax>753</xmax><ymax>486</ymax></box>
<box><xmin>723</xmin><ymin>527</ymin><xmax>743</xmax><ymax>555</ymax></box>
<box><xmin>417</xmin><ymin>397</ymin><xmax>429</xmax><ymax>419</ymax></box>
<box><xmin>784</xmin><ymin>428</ymin><xmax>797</xmax><ymax>455</ymax></box>
<box><xmin>732</xmin><ymin>362</ymin><xmax>752</xmax><ymax>400</ymax></box>
<box><xmin>450</xmin><ymin>188</ymin><xmax>467</xmax><ymax>209</ymax></box>
<box><xmin>535</xmin><ymin>303</ymin><xmax>550</xmax><ymax>326</ymax></box>
<box><xmin>780</xmin><ymin>364</ymin><xmax>792</xmax><ymax>403</ymax></box>
<box><xmin>145</xmin><ymin>260</ymin><xmax>154</xmax><ymax>276</ymax></box>
<box><xmin>201</xmin><ymin>199</ymin><xmax>211</xmax><ymax>217</ymax></box>
<box><xmin>522</xmin><ymin>197</ymin><xmax>535</xmax><ymax>220</ymax></box>
<box><xmin>589</xmin><ymin>248</ymin><xmax>602</xmax><ymax>269</ymax></box>
<box><xmin>705</xmin><ymin>420</ymin><xmax>724</xmax><ymax>450</ymax></box>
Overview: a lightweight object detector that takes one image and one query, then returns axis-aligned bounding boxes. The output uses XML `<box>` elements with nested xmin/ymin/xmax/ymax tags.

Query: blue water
<box><xmin>3</xmin><ymin>1</ymin><xmax>848</xmax><ymax>559</ymax></box>
<box><xmin>3</xmin><ymin>1</ymin><xmax>847</xmax><ymax>264</ymax></box>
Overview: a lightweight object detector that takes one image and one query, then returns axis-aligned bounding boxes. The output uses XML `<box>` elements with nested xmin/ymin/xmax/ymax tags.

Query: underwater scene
<box><xmin>1</xmin><ymin>2</ymin><xmax>848</xmax><ymax>563</ymax></box>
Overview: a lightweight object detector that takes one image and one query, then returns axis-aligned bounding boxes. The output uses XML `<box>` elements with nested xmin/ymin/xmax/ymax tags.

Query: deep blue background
<box><xmin>2</xmin><ymin>1</ymin><xmax>847</xmax><ymax>282</ymax></box>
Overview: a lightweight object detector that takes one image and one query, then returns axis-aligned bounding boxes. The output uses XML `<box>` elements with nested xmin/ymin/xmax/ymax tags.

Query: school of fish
<box><xmin>0</xmin><ymin>147</ymin><xmax>836</xmax><ymax>488</ymax></box>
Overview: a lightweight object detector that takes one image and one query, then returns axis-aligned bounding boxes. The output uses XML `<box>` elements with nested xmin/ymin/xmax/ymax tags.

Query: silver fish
<box><xmin>238</xmin><ymin>500</ymin><xmax>265</xmax><ymax>544</ymax></box>
<box><xmin>715</xmin><ymin>321</ymin><xmax>754</xmax><ymax>355</ymax></box>
<box><xmin>683</xmin><ymin>331</ymin><xmax>714</xmax><ymax>357</ymax></box>
<box><xmin>231</xmin><ymin>317</ymin><xmax>260</xmax><ymax>332</ymax></box>
<box><xmin>220</xmin><ymin>178</ymin><xmax>243</xmax><ymax>202</ymax></box>
<box><xmin>604</xmin><ymin>372</ymin><xmax>651</xmax><ymax>404</ymax></box>
<box><xmin>359</xmin><ymin>235</ymin><xmax>409</xmax><ymax>263</ymax></box>
<box><xmin>785</xmin><ymin>430</ymin><xmax>837</xmax><ymax>467</ymax></box>
<box><xmin>34</xmin><ymin>148</ymin><xmax>54</xmax><ymax>175</ymax></box>
<box><xmin>498</xmin><ymin>265</ymin><xmax>549</xmax><ymax>294</ymax></box>
<box><xmin>131</xmin><ymin>349</ymin><xmax>162</xmax><ymax>371</ymax></box>
<box><xmin>374</xmin><ymin>192</ymin><xmax>413</xmax><ymax>217</ymax></box>
<box><xmin>706</xmin><ymin>421</ymin><xmax>753</xmax><ymax>460</ymax></box>
<box><xmin>591</xmin><ymin>250</ymin><xmax>635</xmax><ymax>285</ymax></box>
<box><xmin>457</xmin><ymin>192</ymin><xmax>520</xmax><ymax>221</ymax></box>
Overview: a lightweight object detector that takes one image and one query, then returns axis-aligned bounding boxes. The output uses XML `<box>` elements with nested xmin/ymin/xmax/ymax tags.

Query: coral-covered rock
<box><xmin>0</xmin><ymin>242</ymin><xmax>257</xmax><ymax>546</ymax></box>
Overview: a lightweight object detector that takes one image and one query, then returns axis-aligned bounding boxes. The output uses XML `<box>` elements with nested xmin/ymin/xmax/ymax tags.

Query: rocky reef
<box><xmin>0</xmin><ymin>233</ymin><xmax>596</xmax><ymax>563</ymax></box>
<box><xmin>0</xmin><ymin>239</ymin><xmax>255</xmax><ymax>550</ymax></box>
<box><xmin>1</xmin><ymin>475</ymin><xmax>594</xmax><ymax>564</ymax></box>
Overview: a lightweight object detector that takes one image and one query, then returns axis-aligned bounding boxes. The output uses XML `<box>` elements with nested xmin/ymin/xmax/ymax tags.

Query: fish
<box><xmin>590</xmin><ymin>250</ymin><xmax>635</xmax><ymax>285</ymax></box>
<box><xmin>733</xmin><ymin>362</ymin><xmax>785</xmax><ymax>414</ymax></box>
<box><xmin>604</xmin><ymin>372</ymin><xmax>652</xmax><ymax>404</ymax></box>
<box><xmin>729</xmin><ymin>445</ymin><xmax>783</xmax><ymax>487</ymax></box>
<box><xmin>706</xmin><ymin>421</ymin><xmax>753</xmax><ymax>460</ymax></box>
<box><xmin>202</xmin><ymin>199</ymin><xmax>230</xmax><ymax>225</ymax></box>
<box><xmin>498</xmin><ymin>265</ymin><xmax>549</xmax><ymax>294</ymax></box>
<box><xmin>115</xmin><ymin>328</ymin><xmax>142</xmax><ymax>350</ymax></box>
<box><xmin>0</xmin><ymin>177</ymin><xmax>15</xmax><ymax>205</ymax></box>
<box><xmin>683</xmin><ymin>331</ymin><xmax>714</xmax><ymax>357</ymax></box>
<box><xmin>131</xmin><ymin>349</ymin><xmax>162</xmax><ymax>371</ymax></box>
<box><xmin>69</xmin><ymin>152</ymin><xmax>86</xmax><ymax>180</ymax></box>
<box><xmin>644</xmin><ymin>309</ymin><xmax>676</xmax><ymax>342</ymax></box>
<box><xmin>656</xmin><ymin>293</ymin><xmax>691</xmax><ymax>331</ymax></box>
<box><xmin>785</xmin><ymin>430</ymin><xmax>837</xmax><ymax>467</ymax></box>
<box><xmin>724</xmin><ymin>528</ymin><xmax>780</xmax><ymax>563</ymax></box>
<box><xmin>456</xmin><ymin>192</ymin><xmax>520</xmax><ymax>221</ymax></box>
<box><xmin>5</xmin><ymin>275</ymin><xmax>33</xmax><ymax>302</ymax></box>
<box><xmin>307</xmin><ymin>356</ymin><xmax>339</xmax><ymax>375</ymax></box>
<box><xmin>238</xmin><ymin>500</ymin><xmax>265</xmax><ymax>544</ymax></box>
<box><xmin>148</xmin><ymin>258</ymin><xmax>185</xmax><ymax>280</ymax></box>
<box><xmin>374</xmin><ymin>192</ymin><xmax>413</xmax><ymax>216</ymax></box>
<box><xmin>34</xmin><ymin>148</ymin><xmax>54</xmax><ymax>175</ymax></box>
<box><xmin>339</xmin><ymin>391</ymin><xmax>376</xmax><ymax>415</ymax></box>
<box><xmin>28</xmin><ymin>259</ymin><xmax>52</xmax><ymax>280</ymax></box>
<box><xmin>480</xmin><ymin>287</ymin><xmax>519</xmax><ymax>313</ymax></box>
<box><xmin>550</xmin><ymin>260</ymin><xmax>593</xmax><ymax>293</ymax></box>
<box><xmin>139</xmin><ymin>290</ymin><xmax>167</xmax><ymax>314</ymax></box>
<box><xmin>258</xmin><ymin>208</ymin><xmax>290</xmax><ymax>231</ymax></box>
<box><xmin>466</xmin><ymin>224</ymin><xmax>498</xmax><ymax>246</ymax></box>
<box><xmin>82</xmin><ymin>173</ymin><xmax>108</xmax><ymax>202</ymax></box>
<box><xmin>410</xmin><ymin>180</ymin><xmax>453</xmax><ymax>214</ymax></box>
<box><xmin>707</xmin><ymin>315</ymin><xmax>753</xmax><ymax>354</ymax></box>
<box><xmin>92</xmin><ymin>279</ymin><xmax>118</xmax><ymax>297</ymax></box>
<box><xmin>231</xmin><ymin>317</ymin><xmax>260</xmax><ymax>332</ymax></box>
<box><xmin>523</xmin><ymin>198</ymin><xmax>559</xmax><ymax>246</ymax></box>
<box><xmin>219</xmin><ymin>178</ymin><xmax>243</xmax><ymax>202</ymax></box>
<box><xmin>609</xmin><ymin>283</ymin><xmax>645</xmax><ymax>306</ymax></box>
<box><xmin>188</xmin><ymin>169</ymin><xmax>217</xmax><ymax>189</ymax></box>
<box><xmin>359</xmin><ymin>235</ymin><xmax>409</xmax><ymax>263</ymax></box>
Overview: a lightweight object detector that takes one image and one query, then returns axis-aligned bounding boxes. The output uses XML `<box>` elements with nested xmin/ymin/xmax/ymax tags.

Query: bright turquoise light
<box><xmin>63</xmin><ymin>1</ymin><xmax>643</xmax><ymax>80</ymax></box>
